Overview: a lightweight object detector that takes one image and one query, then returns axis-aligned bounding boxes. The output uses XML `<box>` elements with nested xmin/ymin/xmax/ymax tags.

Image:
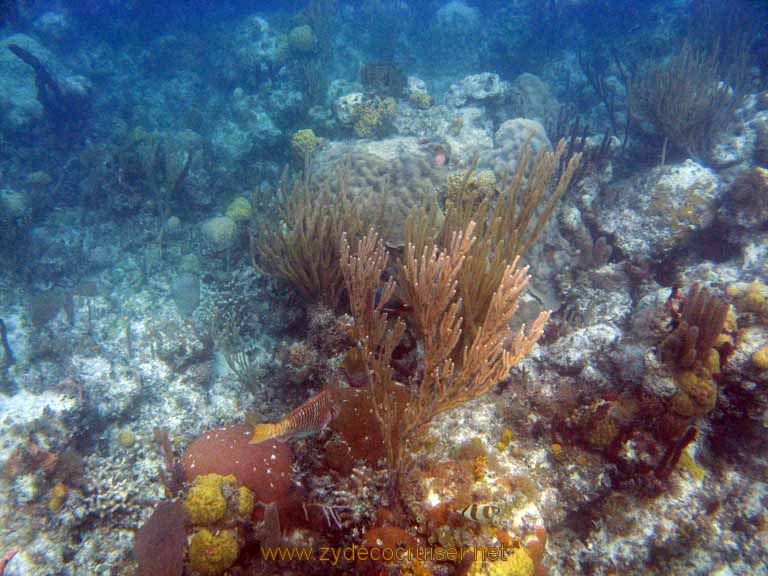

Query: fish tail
<box><xmin>249</xmin><ymin>423</ymin><xmax>277</xmax><ymax>445</ymax></box>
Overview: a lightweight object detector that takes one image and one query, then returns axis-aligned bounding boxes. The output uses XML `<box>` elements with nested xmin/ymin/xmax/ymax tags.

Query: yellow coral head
<box><xmin>249</xmin><ymin>423</ymin><xmax>277</xmax><ymax>445</ymax></box>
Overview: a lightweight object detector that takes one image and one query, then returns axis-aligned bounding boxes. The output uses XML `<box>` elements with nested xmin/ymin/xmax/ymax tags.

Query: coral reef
<box><xmin>1</xmin><ymin>2</ymin><xmax>767</xmax><ymax>575</ymax></box>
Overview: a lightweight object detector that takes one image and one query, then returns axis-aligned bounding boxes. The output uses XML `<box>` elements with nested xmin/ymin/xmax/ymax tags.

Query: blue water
<box><xmin>0</xmin><ymin>1</ymin><xmax>767</xmax><ymax>575</ymax></box>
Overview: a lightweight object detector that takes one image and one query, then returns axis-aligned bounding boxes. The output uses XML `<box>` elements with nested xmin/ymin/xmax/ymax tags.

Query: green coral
<box><xmin>409</xmin><ymin>90</ymin><xmax>433</xmax><ymax>109</ymax></box>
<box><xmin>753</xmin><ymin>345</ymin><xmax>768</xmax><ymax>370</ymax></box>
<box><xmin>728</xmin><ymin>280</ymin><xmax>768</xmax><ymax>320</ymax></box>
<box><xmin>353</xmin><ymin>105</ymin><xmax>381</xmax><ymax>138</ymax></box>
<box><xmin>0</xmin><ymin>190</ymin><xmax>27</xmax><ymax>217</ymax></box>
<box><xmin>290</xmin><ymin>128</ymin><xmax>323</xmax><ymax>160</ymax></box>
<box><xmin>672</xmin><ymin>369</ymin><xmax>717</xmax><ymax>417</ymax></box>
<box><xmin>26</xmin><ymin>171</ymin><xmax>53</xmax><ymax>189</ymax></box>
<box><xmin>225</xmin><ymin>196</ymin><xmax>252</xmax><ymax>223</ymax></box>
<box><xmin>201</xmin><ymin>216</ymin><xmax>237</xmax><ymax>249</ymax></box>
<box><xmin>446</xmin><ymin>169</ymin><xmax>496</xmax><ymax>206</ymax></box>
<box><xmin>117</xmin><ymin>429</ymin><xmax>135</xmax><ymax>448</ymax></box>
<box><xmin>352</xmin><ymin>97</ymin><xmax>398</xmax><ymax>138</ymax></box>
<box><xmin>677</xmin><ymin>449</ymin><xmax>705</xmax><ymax>481</ymax></box>
<box><xmin>179</xmin><ymin>253</ymin><xmax>202</xmax><ymax>274</ymax></box>
<box><xmin>188</xmin><ymin>528</ymin><xmax>239</xmax><ymax>576</ymax></box>
<box><xmin>379</xmin><ymin>96</ymin><xmax>397</xmax><ymax>118</ymax></box>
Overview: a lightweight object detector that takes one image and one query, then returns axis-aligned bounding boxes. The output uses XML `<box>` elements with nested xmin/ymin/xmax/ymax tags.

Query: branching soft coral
<box><xmin>407</xmin><ymin>138</ymin><xmax>581</xmax><ymax>340</ymax></box>
<box><xmin>340</xmin><ymin>221</ymin><xmax>548</xmax><ymax>484</ymax></box>
<box><xmin>251</xmin><ymin>170</ymin><xmax>369</xmax><ymax>309</ymax></box>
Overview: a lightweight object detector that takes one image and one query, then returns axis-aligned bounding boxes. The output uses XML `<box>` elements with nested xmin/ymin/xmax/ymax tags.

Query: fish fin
<box><xmin>249</xmin><ymin>423</ymin><xmax>276</xmax><ymax>445</ymax></box>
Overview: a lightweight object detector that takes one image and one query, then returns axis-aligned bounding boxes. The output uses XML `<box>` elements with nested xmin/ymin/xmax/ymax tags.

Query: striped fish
<box><xmin>460</xmin><ymin>503</ymin><xmax>502</xmax><ymax>525</ymax></box>
<box><xmin>249</xmin><ymin>388</ymin><xmax>341</xmax><ymax>445</ymax></box>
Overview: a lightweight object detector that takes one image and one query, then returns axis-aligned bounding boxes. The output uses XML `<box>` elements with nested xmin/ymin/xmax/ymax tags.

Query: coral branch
<box><xmin>342</xmin><ymin>221</ymin><xmax>549</xmax><ymax>486</ymax></box>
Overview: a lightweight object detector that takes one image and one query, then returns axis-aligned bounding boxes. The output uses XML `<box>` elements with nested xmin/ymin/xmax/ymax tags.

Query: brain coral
<box><xmin>201</xmin><ymin>216</ymin><xmax>237</xmax><ymax>249</ymax></box>
<box><xmin>310</xmin><ymin>137</ymin><xmax>446</xmax><ymax>245</ymax></box>
<box><xmin>479</xmin><ymin>118</ymin><xmax>552</xmax><ymax>178</ymax></box>
<box><xmin>181</xmin><ymin>424</ymin><xmax>293</xmax><ymax>503</ymax></box>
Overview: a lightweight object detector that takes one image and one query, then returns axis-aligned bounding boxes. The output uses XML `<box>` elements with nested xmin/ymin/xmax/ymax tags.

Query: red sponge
<box><xmin>181</xmin><ymin>424</ymin><xmax>293</xmax><ymax>503</ymax></box>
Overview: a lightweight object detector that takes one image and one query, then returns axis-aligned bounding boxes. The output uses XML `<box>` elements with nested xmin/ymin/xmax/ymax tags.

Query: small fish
<box><xmin>460</xmin><ymin>503</ymin><xmax>502</xmax><ymax>525</ymax></box>
<box><xmin>249</xmin><ymin>388</ymin><xmax>341</xmax><ymax>445</ymax></box>
<box><xmin>373</xmin><ymin>288</ymin><xmax>412</xmax><ymax>317</ymax></box>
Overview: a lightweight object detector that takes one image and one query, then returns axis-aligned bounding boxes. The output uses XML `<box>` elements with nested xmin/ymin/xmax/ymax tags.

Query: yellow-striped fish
<box><xmin>249</xmin><ymin>388</ymin><xmax>341</xmax><ymax>445</ymax></box>
<box><xmin>460</xmin><ymin>503</ymin><xmax>502</xmax><ymax>524</ymax></box>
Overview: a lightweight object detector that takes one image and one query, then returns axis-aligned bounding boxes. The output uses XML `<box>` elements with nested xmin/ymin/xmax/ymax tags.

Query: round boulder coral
<box><xmin>291</xmin><ymin>128</ymin><xmax>322</xmax><ymax>159</ymax></box>
<box><xmin>225</xmin><ymin>197</ymin><xmax>251</xmax><ymax>223</ymax></box>
<box><xmin>184</xmin><ymin>473</ymin><xmax>231</xmax><ymax>525</ymax></box>
<box><xmin>187</xmin><ymin>528</ymin><xmax>239</xmax><ymax>576</ymax></box>
<box><xmin>201</xmin><ymin>216</ymin><xmax>237</xmax><ymax>250</ymax></box>
<box><xmin>288</xmin><ymin>24</ymin><xmax>316</xmax><ymax>53</ymax></box>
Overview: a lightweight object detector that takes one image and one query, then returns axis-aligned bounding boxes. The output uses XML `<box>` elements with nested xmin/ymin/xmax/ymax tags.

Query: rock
<box><xmin>33</xmin><ymin>11</ymin><xmax>71</xmax><ymax>42</ymax></box>
<box><xmin>59</xmin><ymin>74</ymin><xmax>93</xmax><ymax>120</ymax></box>
<box><xmin>0</xmin><ymin>34</ymin><xmax>91</xmax><ymax>130</ymax></box>
<box><xmin>333</xmin><ymin>92</ymin><xmax>364</xmax><ymax>126</ymax></box>
<box><xmin>630</xmin><ymin>287</ymin><xmax>673</xmax><ymax>343</ymax></box>
<box><xmin>72</xmin><ymin>355</ymin><xmax>142</xmax><ymax>419</ymax></box>
<box><xmin>508</xmin><ymin>73</ymin><xmax>560</xmax><ymax>126</ymax></box>
<box><xmin>406</xmin><ymin>76</ymin><xmax>428</xmax><ymax>96</ymax></box>
<box><xmin>435</xmin><ymin>0</ymin><xmax>480</xmax><ymax>29</ymax></box>
<box><xmin>445</xmin><ymin>72</ymin><xmax>510</xmax><ymax>108</ymax></box>
<box><xmin>640</xmin><ymin>351</ymin><xmax>678</xmax><ymax>399</ymax></box>
<box><xmin>718</xmin><ymin>166</ymin><xmax>768</xmax><ymax>231</ymax></box>
<box><xmin>599</xmin><ymin>160</ymin><xmax>721</xmax><ymax>260</ymax></box>
<box><xmin>0</xmin><ymin>390</ymin><xmax>77</xmax><ymax>461</ymax></box>
<box><xmin>231</xmin><ymin>15</ymin><xmax>280</xmax><ymax>75</ymax></box>
<box><xmin>708</xmin><ymin>94</ymin><xmax>768</xmax><ymax>170</ymax></box>
<box><xmin>211</xmin><ymin>105</ymin><xmax>278</xmax><ymax>166</ymax></box>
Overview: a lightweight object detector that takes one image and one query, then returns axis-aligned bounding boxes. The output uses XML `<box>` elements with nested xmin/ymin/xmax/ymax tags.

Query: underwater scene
<box><xmin>0</xmin><ymin>0</ymin><xmax>767</xmax><ymax>574</ymax></box>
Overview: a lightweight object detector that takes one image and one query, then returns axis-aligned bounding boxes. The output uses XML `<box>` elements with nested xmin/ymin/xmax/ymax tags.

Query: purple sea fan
<box><xmin>134</xmin><ymin>500</ymin><xmax>186</xmax><ymax>576</ymax></box>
